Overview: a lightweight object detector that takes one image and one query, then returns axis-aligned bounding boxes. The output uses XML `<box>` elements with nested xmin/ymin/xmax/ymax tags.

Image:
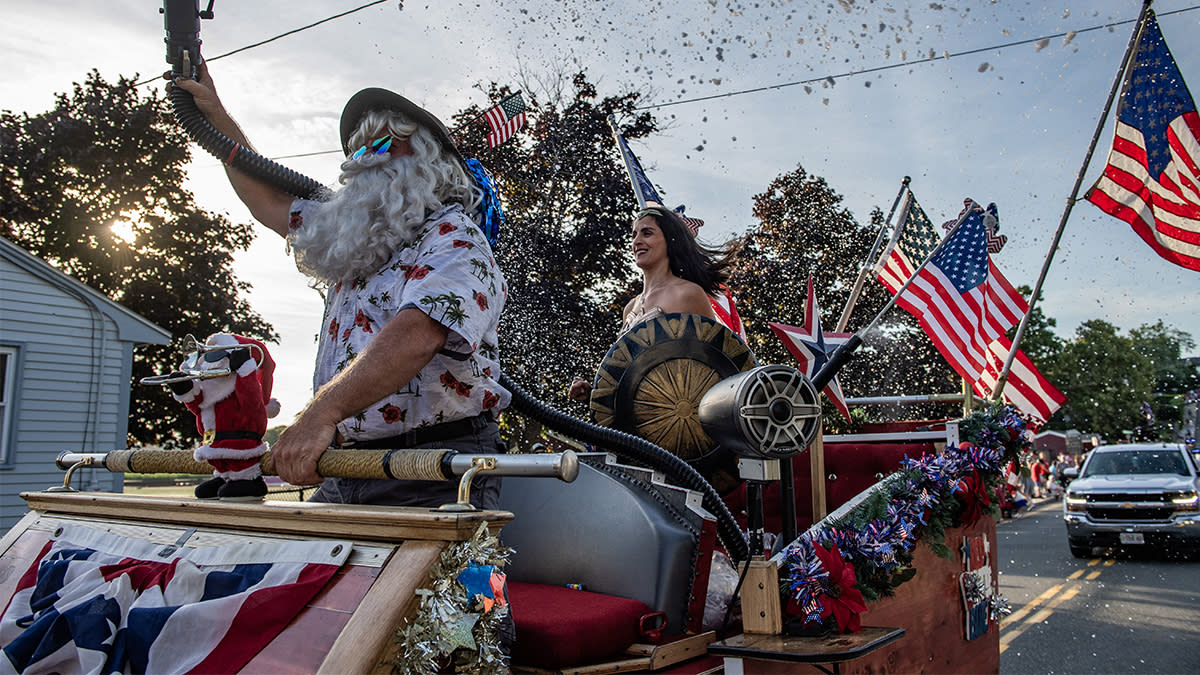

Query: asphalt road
<box><xmin>997</xmin><ymin>497</ymin><xmax>1200</xmax><ymax>674</ymax></box>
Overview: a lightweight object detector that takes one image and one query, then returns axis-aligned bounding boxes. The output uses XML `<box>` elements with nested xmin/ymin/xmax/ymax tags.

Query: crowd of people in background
<box><xmin>997</xmin><ymin>449</ymin><xmax>1079</xmax><ymax>518</ymax></box>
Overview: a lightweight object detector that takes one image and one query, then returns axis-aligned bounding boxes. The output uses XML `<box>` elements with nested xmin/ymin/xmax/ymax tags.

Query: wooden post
<box><xmin>741</xmin><ymin>558</ymin><xmax>782</xmax><ymax>634</ymax></box>
<box><xmin>809</xmin><ymin>420</ymin><xmax>827</xmax><ymax>523</ymax></box>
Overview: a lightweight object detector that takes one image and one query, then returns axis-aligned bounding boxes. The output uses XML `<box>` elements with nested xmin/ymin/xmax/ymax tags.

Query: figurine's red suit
<box><xmin>172</xmin><ymin>334</ymin><xmax>279</xmax><ymax>499</ymax></box>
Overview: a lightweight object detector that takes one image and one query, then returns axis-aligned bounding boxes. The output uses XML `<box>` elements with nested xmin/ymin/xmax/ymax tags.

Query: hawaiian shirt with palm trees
<box><xmin>291</xmin><ymin>202</ymin><xmax>510</xmax><ymax>442</ymax></box>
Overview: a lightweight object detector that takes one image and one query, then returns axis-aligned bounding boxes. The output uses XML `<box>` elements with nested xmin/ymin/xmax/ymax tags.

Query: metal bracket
<box><xmin>46</xmin><ymin>456</ymin><xmax>95</xmax><ymax>492</ymax></box>
<box><xmin>438</xmin><ymin>456</ymin><xmax>498</xmax><ymax>511</ymax></box>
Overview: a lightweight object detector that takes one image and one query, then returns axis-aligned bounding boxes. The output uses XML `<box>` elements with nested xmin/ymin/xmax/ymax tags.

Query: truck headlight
<box><xmin>1065</xmin><ymin>494</ymin><xmax>1088</xmax><ymax>512</ymax></box>
<box><xmin>1172</xmin><ymin>491</ymin><xmax>1199</xmax><ymax>514</ymax></box>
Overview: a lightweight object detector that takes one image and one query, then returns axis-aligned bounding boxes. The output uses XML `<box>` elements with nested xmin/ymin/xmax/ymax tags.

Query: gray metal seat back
<box><xmin>499</xmin><ymin>457</ymin><xmax>706</xmax><ymax>635</ymax></box>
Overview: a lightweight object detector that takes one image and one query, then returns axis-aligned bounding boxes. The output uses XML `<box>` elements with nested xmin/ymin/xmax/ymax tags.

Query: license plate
<box><xmin>1119</xmin><ymin>532</ymin><xmax>1145</xmax><ymax>545</ymax></box>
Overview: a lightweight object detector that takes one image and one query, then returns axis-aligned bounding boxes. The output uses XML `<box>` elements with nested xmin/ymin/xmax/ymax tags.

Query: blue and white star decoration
<box><xmin>769</xmin><ymin>275</ymin><xmax>854</xmax><ymax>422</ymax></box>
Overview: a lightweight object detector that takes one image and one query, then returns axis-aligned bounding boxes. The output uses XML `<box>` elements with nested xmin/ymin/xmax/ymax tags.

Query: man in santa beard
<box><xmin>175</xmin><ymin>64</ymin><xmax>511</xmax><ymax>510</ymax></box>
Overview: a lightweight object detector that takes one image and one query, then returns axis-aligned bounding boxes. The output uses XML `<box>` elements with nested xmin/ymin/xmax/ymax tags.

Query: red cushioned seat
<box><xmin>508</xmin><ymin>581</ymin><xmax>653</xmax><ymax>669</ymax></box>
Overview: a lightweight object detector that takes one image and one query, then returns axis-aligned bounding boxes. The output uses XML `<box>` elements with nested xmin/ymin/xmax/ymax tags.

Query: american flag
<box><xmin>878</xmin><ymin>197</ymin><xmax>1028</xmax><ymax>383</ymax></box>
<box><xmin>877</xmin><ymin>192</ymin><xmax>940</xmax><ymax>293</ymax></box>
<box><xmin>0</xmin><ymin>525</ymin><xmax>350</xmax><ymax>674</ymax></box>
<box><xmin>1085</xmin><ymin>11</ymin><xmax>1200</xmax><ymax>272</ymax></box>
<box><xmin>484</xmin><ymin>92</ymin><xmax>527</xmax><ymax>148</ymax></box>
<box><xmin>972</xmin><ymin>336</ymin><xmax>1066</xmax><ymax>423</ymax></box>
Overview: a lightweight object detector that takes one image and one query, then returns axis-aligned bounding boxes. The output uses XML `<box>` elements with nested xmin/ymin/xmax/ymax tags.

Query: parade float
<box><xmin>0</xmin><ymin>312</ymin><xmax>1023</xmax><ymax>674</ymax></box>
<box><xmin>3</xmin><ymin>1</ymin><xmax>1104</xmax><ymax>672</ymax></box>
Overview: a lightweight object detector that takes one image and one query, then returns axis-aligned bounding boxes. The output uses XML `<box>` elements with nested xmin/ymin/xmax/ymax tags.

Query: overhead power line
<box><xmin>134</xmin><ymin>0</ymin><xmax>387</xmax><ymax>86</ymax></box>
<box><xmin>181</xmin><ymin>3</ymin><xmax>1200</xmax><ymax>164</ymax></box>
<box><xmin>633</xmin><ymin>4</ymin><xmax>1200</xmax><ymax>111</ymax></box>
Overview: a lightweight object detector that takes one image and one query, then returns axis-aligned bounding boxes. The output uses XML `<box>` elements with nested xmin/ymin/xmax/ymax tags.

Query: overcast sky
<box><xmin>4</xmin><ymin>1</ymin><xmax>1198</xmax><ymax>422</ymax></box>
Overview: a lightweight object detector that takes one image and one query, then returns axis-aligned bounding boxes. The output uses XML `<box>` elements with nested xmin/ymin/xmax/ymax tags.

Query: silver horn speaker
<box><xmin>697</xmin><ymin>365</ymin><xmax>821</xmax><ymax>459</ymax></box>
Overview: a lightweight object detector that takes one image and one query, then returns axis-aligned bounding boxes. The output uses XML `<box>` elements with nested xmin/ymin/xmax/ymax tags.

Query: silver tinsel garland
<box><xmin>394</xmin><ymin>522</ymin><xmax>513</xmax><ymax>674</ymax></box>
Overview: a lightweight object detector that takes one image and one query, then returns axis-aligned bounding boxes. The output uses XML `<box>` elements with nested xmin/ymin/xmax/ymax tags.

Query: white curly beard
<box><xmin>290</xmin><ymin>154</ymin><xmax>439</xmax><ymax>283</ymax></box>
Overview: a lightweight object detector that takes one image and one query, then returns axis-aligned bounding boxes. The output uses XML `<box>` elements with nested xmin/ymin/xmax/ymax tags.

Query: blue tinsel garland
<box><xmin>781</xmin><ymin>410</ymin><xmax>1022</xmax><ymax>630</ymax></box>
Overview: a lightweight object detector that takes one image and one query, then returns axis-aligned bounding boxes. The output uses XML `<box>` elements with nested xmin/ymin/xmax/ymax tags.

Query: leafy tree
<box><xmin>453</xmin><ymin>73</ymin><xmax>656</xmax><ymax>404</ymax></box>
<box><xmin>1130</xmin><ymin>321</ymin><xmax>1198</xmax><ymax>395</ymax></box>
<box><xmin>0</xmin><ymin>71</ymin><xmax>274</xmax><ymax>447</ymax></box>
<box><xmin>725</xmin><ymin>167</ymin><xmax>961</xmax><ymax>429</ymax></box>
<box><xmin>1047</xmin><ymin>320</ymin><xmax>1154</xmax><ymax>441</ymax></box>
<box><xmin>1008</xmin><ymin>286</ymin><xmax>1062</xmax><ymax>367</ymax></box>
<box><xmin>1129</xmin><ymin>321</ymin><xmax>1197</xmax><ymax>438</ymax></box>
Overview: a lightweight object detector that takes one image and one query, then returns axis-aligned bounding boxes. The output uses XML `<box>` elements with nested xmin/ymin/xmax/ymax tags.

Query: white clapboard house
<box><xmin>0</xmin><ymin>237</ymin><xmax>170</xmax><ymax>529</ymax></box>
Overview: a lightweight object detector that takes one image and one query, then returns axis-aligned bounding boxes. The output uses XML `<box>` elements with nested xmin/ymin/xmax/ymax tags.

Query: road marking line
<box><xmin>1087</xmin><ymin>559</ymin><xmax>1101</xmax><ymax>566</ymax></box>
<box><xmin>1086</xmin><ymin>570</ymin><xmax>1102</xmax><ymax>580</ymax></box>
<box><xmin>1067</xmin><ymin>569</ymin><xmax>1085</xmax><ymax>579</ymax></box>
<box><xmin>999</xmin><ymin>586</ymin><xmax>1081</xmax><ymax>653</ymax></box>
<box><xmin>1103</xmin><ymin>559</ymin><xmax>1116</xmax><ymax>567</ymax></box>
<box><xmin>1000</xmin><ymin>584</ymin><xmax>1062</xmax><ymax>627</ymax></box>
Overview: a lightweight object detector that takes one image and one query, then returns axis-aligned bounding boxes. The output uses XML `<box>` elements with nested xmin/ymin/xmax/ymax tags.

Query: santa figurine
<box><xmin>168</xmin><ymin>333</ymin><xmax>280</xmax><ymax>500</ymax></box>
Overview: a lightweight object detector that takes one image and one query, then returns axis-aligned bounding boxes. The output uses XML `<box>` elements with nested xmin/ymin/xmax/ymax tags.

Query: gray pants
<box><xmin>309</xmin><ymin>423</ymin><xmax>504</xmax><ymax>510</ymax></box>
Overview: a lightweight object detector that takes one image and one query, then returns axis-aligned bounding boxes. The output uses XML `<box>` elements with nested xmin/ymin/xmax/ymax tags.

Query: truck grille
<box><xmin>1088</xmin><ymin>506</ymin><xmax>1174</xmax><ymax>521</ymax></box>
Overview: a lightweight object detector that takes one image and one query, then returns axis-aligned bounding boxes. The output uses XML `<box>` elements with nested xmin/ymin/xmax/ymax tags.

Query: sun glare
<box><xmin>110</xmin><ymin>219</ymin><xmax>138</xmax><ymax>245</ymax></box>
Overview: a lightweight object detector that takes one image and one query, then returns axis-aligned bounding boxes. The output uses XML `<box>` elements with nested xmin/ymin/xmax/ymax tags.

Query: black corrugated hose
<box><xmin>169</xmin><ymin>87</ymin><xmax>749</xmax><ymax>562</ymax></box>
<box><xmin>170</xmin><ymin>86</ymin><xmax>330</xmax><ymax>201</ymax></box>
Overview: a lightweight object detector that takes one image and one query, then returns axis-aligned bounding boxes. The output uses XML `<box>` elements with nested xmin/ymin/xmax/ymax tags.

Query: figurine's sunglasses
<box><xmin>180</xmin><ymin>346</ymin><xmax>250</xmax><ymax>370</ymax></box>
<box><xmin>350</xmin><ymin>135</ymin><xmax>393</xmax><ymax>160</ymax></box>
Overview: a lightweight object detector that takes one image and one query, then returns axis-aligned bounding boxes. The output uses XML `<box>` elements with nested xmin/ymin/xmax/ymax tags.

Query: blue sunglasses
<box><xmin>350</xmin><ymin>135</ymin><xmax>393</xmax><ymax>160</ymax></box>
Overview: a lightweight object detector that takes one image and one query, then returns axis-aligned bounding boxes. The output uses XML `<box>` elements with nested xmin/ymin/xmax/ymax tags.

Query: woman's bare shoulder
<box><xmin>662</xmin><ymin>279</ymin><xmax>717</xmax><ymax>318</ymax></box>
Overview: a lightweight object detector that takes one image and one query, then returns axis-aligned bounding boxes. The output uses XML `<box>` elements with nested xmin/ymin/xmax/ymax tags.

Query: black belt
<box><xmin>210</xmin><ymin>431</ymin><xmax>263</xmax><ymax>442</ymax></box>
<box><xmin>337</xmin><ymin>411</ymin><xmax>495</xmax><ymax>449</ymax></box>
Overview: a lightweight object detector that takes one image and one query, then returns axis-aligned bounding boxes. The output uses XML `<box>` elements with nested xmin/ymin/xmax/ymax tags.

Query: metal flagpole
<box><xmin>607</xmin><ymin>115</ymin><xmax>649</xmax><ymax>209</ymax></box>
<box><xmin>990</xmin><ymin>0</ymin><xmax>1154</xmax><ymax>401</ymax></box>
<box><xmin>812</xmin><ymin>204</ymin><xmax>977</xmax><ymax>390</ymax></box>
<box><xmin>835</xmin><ymin>176</ymin><xmax>912</xmax><ymax>332</ymax></box>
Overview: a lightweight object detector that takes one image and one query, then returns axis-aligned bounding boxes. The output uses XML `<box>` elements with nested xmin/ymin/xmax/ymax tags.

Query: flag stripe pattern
<box><xmin>1085</xmin><ymin>11</ymin><xmax>1200</xmax><ymax>272</ymax></box>
<box><xmin>484</xmin><ymin>93</ymin><xmax>527</xmax><ymax>148</ymax></box>
<box><xmin>711</xmin><ymin>285</ymin><xmax>747</xmax><ymax>341</ymax></box>
<box><xmin>877</xmin><ymin>194</ymin><xmax>939</xmax><ymax>294</ymax></box>
<box><xmin>1</xmin><ymin>525</ymin><xmax>350</xmax><ymax>675</ymax></box>
<box><xmin>972</xmin><ymin>336</ymin><xmax>1066</xmax><ymax>423</ymax></box>
<box><xmin>879</xmin><ymin>199</ymin><xmax>1029</xmax><ymax>383</ymax></box>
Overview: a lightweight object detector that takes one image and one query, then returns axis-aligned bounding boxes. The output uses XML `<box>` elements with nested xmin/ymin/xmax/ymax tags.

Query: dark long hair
<box><xmin>636</xmin><ymin>206</ymin><xmax>731</xmax><ymax>296</ymax></box>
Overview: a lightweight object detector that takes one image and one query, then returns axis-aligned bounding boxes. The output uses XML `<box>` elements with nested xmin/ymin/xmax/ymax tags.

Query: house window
<box><xmin>0</xmin><ymin>346</ymin><xmax>14</xmax><ymax>466</ymax></box>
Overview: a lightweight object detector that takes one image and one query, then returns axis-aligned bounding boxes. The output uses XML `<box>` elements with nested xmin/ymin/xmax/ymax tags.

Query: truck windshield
<box><xmin>1082</xmin><ymin>450</ymin><xmax>1191</xmax><ymax>478</ymax></box>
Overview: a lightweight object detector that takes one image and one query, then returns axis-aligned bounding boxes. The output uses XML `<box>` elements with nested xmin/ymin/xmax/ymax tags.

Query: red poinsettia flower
<box><xmin>379</xmin><ymin>404</ymin><xmax>405</xmax><ymax>424</ymax></box>
<box><xmin>440</xmin><ymin>371</ymin><xmax>459</xmax><ymax>388</ymax></box>
<box><xmin>438</xmin><ymin>222</ymin><xmax>457</xmax><ymax>235</ymax></box>
<box><xmin>452</xmin><ymin>239</ymin><xmax>473</xmax><ymax>249</ymax></box>
<box><xmin>454</xmin><ymin>382</ymin><xmax>473</xmax><ymax>397</ymax></box>
<box><xmin>288</xmin><ymin>212</ymin><xmax>303</xmax><ymax>230</ymax></box>
<box><xmin>474</xmin><ymin>291</ymin><xmax>488</xmax><ymax>311</ymax></box>
<box><xmin>812</xmin><ymin>542</ymin><xmax>867</xmax><ymax>633</ymax></box>
<box><xmin>342</xmin><ymin>328</ymin><xmax>352</xmax><ymax>341</ymax></box>
<box><xmin>327</xmin><ymin>318</ymin><xmax>339</xmax><ymax>339</ymax></box>
<box><xmin>954</xmin><ymin>470</ymin><xmax>991</xmax><ymax>527</ymax></box>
